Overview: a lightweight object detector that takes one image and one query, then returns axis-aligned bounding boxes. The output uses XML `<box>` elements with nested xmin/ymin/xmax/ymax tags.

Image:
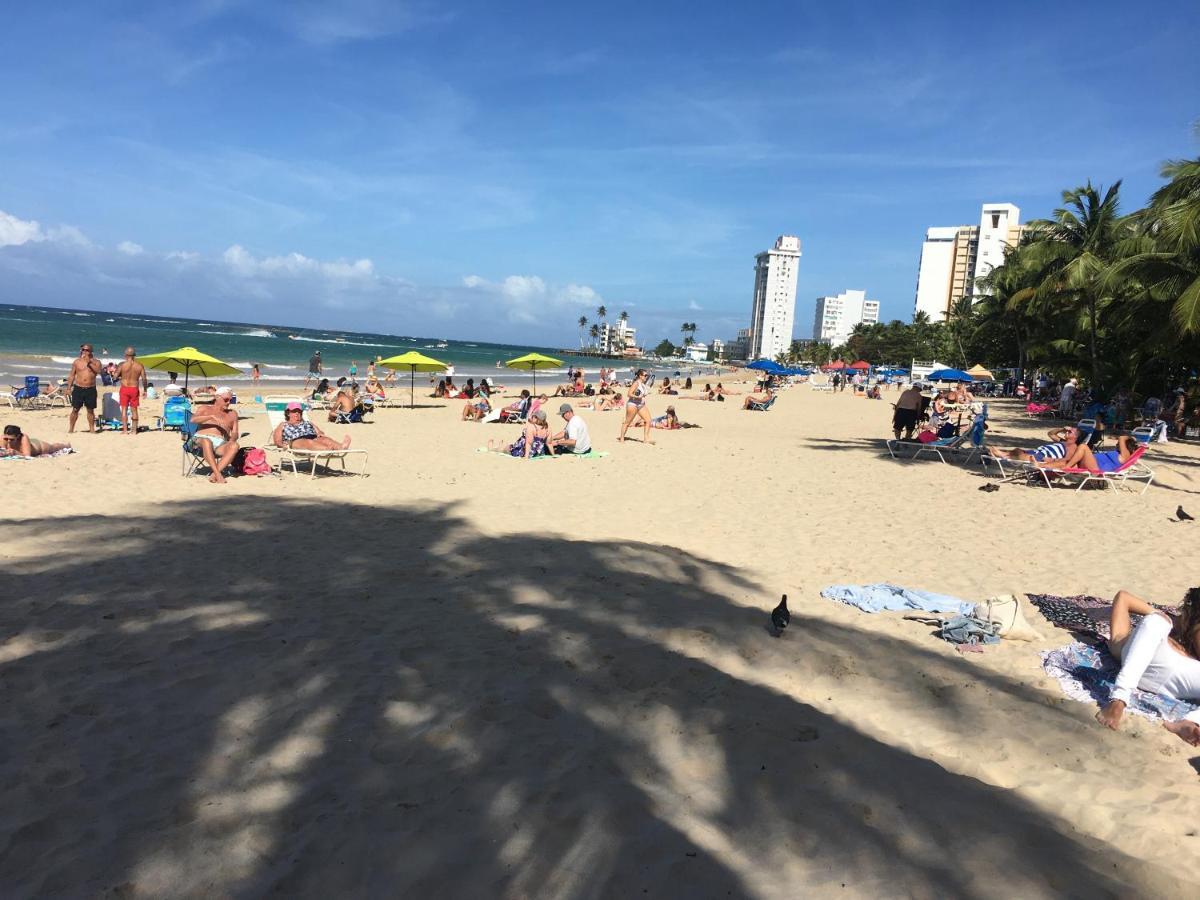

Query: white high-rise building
<box><xmin>748</xmin><ymin>235</ymin><xmax>801</xmax><ymax>360</ymax></box>
<box><xmin>913</xmin><ymin>203</ymin><xmax>1022</xmax><ymax>322</ymax></box>
<box><xmin>813</xmin><ymin>290</ymin><xmax>880</xmax><ymax>346</ymax></box>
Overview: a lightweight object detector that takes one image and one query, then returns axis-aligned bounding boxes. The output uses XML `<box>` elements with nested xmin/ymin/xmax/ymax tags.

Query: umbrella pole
<box><xmin>410</xmin><ymin>368</ymin><xmax>415</xmax><ymax>409</ymax></box>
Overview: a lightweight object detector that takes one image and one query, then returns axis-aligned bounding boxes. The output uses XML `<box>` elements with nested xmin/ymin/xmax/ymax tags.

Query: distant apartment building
<box><xmin>913</xmin><ymin>203</ymin><xmax>1022</xmax><ymax>322</ymax></box>
<box><xmin>813</xmin><ymin>290</ymin><xmax>880</xmax><ymax>346</ymax></box>
<box><xmin>748</xmin><ymin>235</ymin><xmax>801</xmax><ymax>359</ymax></box>
<box><xmin>726</xmin><ymin>328</ymin><xmax>751</xmax><ymax>361</ymax></box>
<box><xmin>600</xmin><ymin>319</ymin><xmax>637</xmax><ymax>355</ymax></box>
<box><xmin>710</xmin><ymin>338</ymin><xmax>725</xmax><ymax>359</ymax></box>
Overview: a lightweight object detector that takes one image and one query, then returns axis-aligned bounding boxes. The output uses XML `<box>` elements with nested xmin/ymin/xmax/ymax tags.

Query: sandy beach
<box><xmin>3</xmin><ymin>382</ymin><xmax>1199</xmax><ymax>897</ymax></box>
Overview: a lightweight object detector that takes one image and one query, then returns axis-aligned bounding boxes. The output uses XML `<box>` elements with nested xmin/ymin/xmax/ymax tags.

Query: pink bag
<box><xmin>241</xmin><ymin>447</ymin><xmax>272</xmax><ymax>475</ymax></box>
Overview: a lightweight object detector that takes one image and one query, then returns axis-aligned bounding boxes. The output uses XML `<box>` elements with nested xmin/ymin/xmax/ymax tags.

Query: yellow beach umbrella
<box><xmin>377</xmin><ymin>350</ymin><xmax>448</xmax><ymax>408</ymax></box>
<box><xmin>505</xmin><ymin>352</ymin><xmax>563</xmax><ymax>394</ymax></box>
<box><xmin>138</xmin><ymin>346</ymin><xmax>242</xmax><ymax>390</ymax></box>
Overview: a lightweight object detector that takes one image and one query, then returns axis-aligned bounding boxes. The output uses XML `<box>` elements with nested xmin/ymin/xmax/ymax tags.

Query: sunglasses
<box><xmin>81</xmin><ymin>347</ymin><xmax>93</xmax><ymax>352</ymax></box>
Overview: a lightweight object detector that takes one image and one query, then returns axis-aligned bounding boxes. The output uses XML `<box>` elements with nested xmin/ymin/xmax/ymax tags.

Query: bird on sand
<box><xmin>770</xmin><ymin>594</ymin><xmax>790</xmax><ymax>637</ymax></box>
<box><xmin>1178</xmin><ymin>505</ymin><xmax>1194</xmax><ymax>522</ymax></box>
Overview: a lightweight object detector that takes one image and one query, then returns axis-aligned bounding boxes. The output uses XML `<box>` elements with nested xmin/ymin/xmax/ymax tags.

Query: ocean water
<box><xmin>0</xmin><ymin>303</ymin><xmax>680</xmax><ymax>387</ymax></box>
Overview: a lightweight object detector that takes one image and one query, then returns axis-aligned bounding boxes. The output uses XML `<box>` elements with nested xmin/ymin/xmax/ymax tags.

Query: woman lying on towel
<box><xmin>1035</xmin><ymin>434</ymin><xmax>1138</xmax><ymax>472</ymax></box>
<box><xmin>1</xmin><ymin>424</ymin><xmax>72</xmax><ymax>457</ymax></box>
<box><xmin>1097</xmin><ymin>589</ymin><xmax>1200</xmax><ymax>746</ymax></box>
<box><xmin>577</xmin><ymin>392</ymin><xmax>623</xmax><ymax>411</ymax></box>
<box><xmin>273</xmin><ymin>403</ymin><xmax>351</xmax><ymax>451</ymax></box>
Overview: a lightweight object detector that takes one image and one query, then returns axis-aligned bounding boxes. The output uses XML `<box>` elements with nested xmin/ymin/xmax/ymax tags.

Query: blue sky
<box><xmin>1</xmin><ymin>1</ymin><xmax>1197</xmax><ymax>346</ymax></box>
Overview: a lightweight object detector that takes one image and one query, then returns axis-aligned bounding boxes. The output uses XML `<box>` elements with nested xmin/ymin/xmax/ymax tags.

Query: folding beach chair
<box><xmin>746</xmin><ymin>395</ymin><xmax>776</xmax><ymax>412</ymax></box>
<box><xmin>156</xmin><ymin>395</ymin><xmax>192</xmax><ymax>431</ymax></box>
<box><xmin>11</xmin><ymin>376</ymin><xmax>41</xmax><ymax>410</ymax></box>
<box><xmin>180</xmin><ymin>411</ymin><xmax>204</xmax><ymax>477</ymax></box>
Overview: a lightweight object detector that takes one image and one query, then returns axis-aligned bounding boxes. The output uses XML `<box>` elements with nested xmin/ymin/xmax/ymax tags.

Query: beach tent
<box><xmin>138</xmin><ymin>346</ymin><xmax>241</xmax><ymax>390</ymax></box>
<box><xmin>822</xmin><ymin>360</ymin><xmax>846</xmax><ymax>371</ymax></box>
<box><xmin>505</xmin><ymin>352</ymin><xmax>563</xmax><ymax>394</ymax></box>
<box><xmin>966</xmin><ymin>364</ymin><xmax>995</xmax><ymax>381</ymax></box>
<box><xmin>928</xmin><ymin>368</ymin><xmax>976</xmax><ymax>382</ymax></box>
<box><xmin>377</xmin><ymin>350</ymin><xmax>448</xmax><ymax>408</ymax></box>
<box><xmin>847</xmin><ymin>360</ymin><xmax>871</xmax><ymax>370</ymax></box>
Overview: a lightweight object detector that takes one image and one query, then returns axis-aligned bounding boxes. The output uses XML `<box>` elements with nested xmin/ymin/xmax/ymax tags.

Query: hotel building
<box><xmin>747</xmin><ymin>235</ymin><xmax>801</xmax><ymax>360</ymax></box>
<box><xmin>813</xmin><ymin>290</ymin><xmax>880</xmax><ymax>346</ymax></box>
<box><xmin>913</xmin><ymin>203</ymin><xmax>1022</xmax><ymax>322</ymax></box>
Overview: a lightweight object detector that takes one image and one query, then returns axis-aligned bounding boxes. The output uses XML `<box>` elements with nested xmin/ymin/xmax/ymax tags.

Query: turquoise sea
<box><xmin>0</xmin><ymin>303</ymin><xmax>651</xmax><ymax>387</ymax></box>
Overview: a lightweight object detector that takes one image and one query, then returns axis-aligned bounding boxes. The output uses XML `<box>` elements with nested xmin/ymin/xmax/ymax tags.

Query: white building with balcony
<box><xmin>813</xmin><ymin>290</ymin><xmax>880</xmax><ymax>346</ymax></box>
<box><xmin>748</xmin><ymin>235</ymin><xmax>801</xmax><ymax>360</ymax></box>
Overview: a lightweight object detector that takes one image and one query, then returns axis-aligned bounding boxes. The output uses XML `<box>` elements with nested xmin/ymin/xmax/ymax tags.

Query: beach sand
<box><xmin>2</xmin><ymin>382</ymin><xmax>1199</xmax><ymax>897</ymax></box>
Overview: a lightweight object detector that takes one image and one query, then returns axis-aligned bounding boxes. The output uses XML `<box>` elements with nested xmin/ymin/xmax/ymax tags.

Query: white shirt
<box><xmin>565</xmin><ymin>415</ymin><xmax>591</xmax><ymax>453</ymax></box>
<box><xmin>1113</xmin><ymin>613</ymin><xmax>1200</xmax><ymax>723</ymax></box>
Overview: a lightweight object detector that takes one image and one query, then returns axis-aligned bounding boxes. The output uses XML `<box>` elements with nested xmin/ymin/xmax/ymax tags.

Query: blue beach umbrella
<box><xmin>928</xmin><ymin>368</ymin><xmax>975</xmax><ymax>382</ymax></box>
<box><xmin>745</xmin><ymin>359</ymin><xmax>777</xmax><ymax>371</ymax></box>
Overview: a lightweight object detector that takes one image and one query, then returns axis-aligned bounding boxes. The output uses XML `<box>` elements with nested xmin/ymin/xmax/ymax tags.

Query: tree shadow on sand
<box><xmin>0</xmin><ymin>500</ymin><xmax>1185</xmax><ymax>898</ymax></box>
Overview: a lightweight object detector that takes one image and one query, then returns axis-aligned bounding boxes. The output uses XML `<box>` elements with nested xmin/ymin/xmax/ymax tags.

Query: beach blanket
<box><xmin>821</xmin><ymin>583</ymin><xmax>975</xmax><ymax>615</ymax></box>
<box><xmin>0</xmin><ymin>447</ymin><xmax>75</xmax><ymax>460</ymax></box>
<box><xmin>1042</xmin><ymin>641</ymin><xmax>1200</xmax><ymax>722</ymax></box>
<box><xmin>1027</xmin><ymin>593</ymin><xmax>1177</xmax><ymax>644</ymax></box>
<box><xmin>475</xmin><ymin>448</ymin><xmax>609</xmax><ymax>460</ymax></box>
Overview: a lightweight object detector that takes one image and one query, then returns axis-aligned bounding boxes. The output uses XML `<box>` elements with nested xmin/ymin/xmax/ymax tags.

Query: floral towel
<box><xmin>1027</xmin><ymin>592</ymin><xmax>1177</xmax><ymax>643</ymax></box>
<box><xmin>1041</xmin><ymin>641</ymin><xmax>1198</xmax><ymax>722</ymax></box>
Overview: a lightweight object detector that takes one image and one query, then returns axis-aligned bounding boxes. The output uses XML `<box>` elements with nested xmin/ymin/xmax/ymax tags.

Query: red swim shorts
<box><xmin>119</xmin><ymin>386</ymin><xmax>140</xmax><ymax>409</ymax></box>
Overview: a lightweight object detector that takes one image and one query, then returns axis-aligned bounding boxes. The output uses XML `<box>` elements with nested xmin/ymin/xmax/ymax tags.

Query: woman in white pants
<box><xmin>1097</xmin><ymin>589</ymin><xmax>1200</xmax><ymax>746</ymax></box>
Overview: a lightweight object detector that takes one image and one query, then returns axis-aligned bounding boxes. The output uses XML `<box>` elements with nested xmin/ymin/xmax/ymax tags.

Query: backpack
<box><xmin>241</xmin><ymin>447</ymin><xmax>272</xmax><ymax>476</ymax></box>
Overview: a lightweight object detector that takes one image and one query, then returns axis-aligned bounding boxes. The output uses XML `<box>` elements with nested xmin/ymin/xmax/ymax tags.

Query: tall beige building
<box><xmin>913</xmin><ymin>203</ymin><xmax>1022</xmax><ymax>322</ymax></box>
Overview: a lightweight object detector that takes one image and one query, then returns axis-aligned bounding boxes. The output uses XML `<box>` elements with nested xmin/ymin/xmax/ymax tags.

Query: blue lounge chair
<box><xmin>747</xmin><ymin>395</ymin><xmax>776</xmax><ymax>412</ymax></box>
<box><xmin>156</xmin><ymin>395</ymin><xmax>192</xmax><ymax>431</ymax></box>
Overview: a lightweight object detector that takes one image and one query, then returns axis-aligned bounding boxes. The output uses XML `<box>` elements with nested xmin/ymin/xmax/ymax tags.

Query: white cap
<box><xmin>215</xmin><ymin>386</ymin><xmax>233</xmax><ymax>397</ymax></box>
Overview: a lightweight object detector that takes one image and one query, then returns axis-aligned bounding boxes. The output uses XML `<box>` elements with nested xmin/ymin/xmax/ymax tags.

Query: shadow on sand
<box><xmin>0</xmin><ymin>499</ymin><xmax>1183</xmax><ymax>897</ymax></box>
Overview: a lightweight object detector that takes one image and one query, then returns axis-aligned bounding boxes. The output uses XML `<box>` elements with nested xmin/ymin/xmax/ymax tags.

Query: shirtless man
<box><xmin>190</xmin><ymin>387</ymin><xmax>241</xmax><ymax>483</ymax></box>
<box><xmin>114</xmin><ymin>347</ymin><xmax>148</xmax><ymax>435</ymax></box>
<box><xmin>66</xmin><ymin>343</ymin><xmax>102</xmax><ymax>433</ymax></box>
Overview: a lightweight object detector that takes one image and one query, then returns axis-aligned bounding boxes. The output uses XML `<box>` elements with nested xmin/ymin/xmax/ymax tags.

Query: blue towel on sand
<box><xmin>1042</xmin><ymin>642</ymin><xmax>1199</xmax><ymax>722</ymax></box>
<box><xmin>821</xmin><ymin>583</ymin><xmax>975</xmax><ymax>615</ymax></box>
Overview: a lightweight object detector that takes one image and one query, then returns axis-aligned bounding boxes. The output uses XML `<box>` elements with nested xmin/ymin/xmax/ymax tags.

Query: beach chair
<box><xmin>10</xmin><ymin>376</ymin><xmax>42</xmax><ymax>410</ymax></box>
<box><xmin>1050</xmin><ymin>446</ymin><xmax>1155</xmax><ymax>494</ymax></box>
<box><xmin>180</xmin><ymin>411</ymin><xmax>204</xmax><ymax>477</ymax></box>
<box><xmin>156</xmin><ymin>395</ymin><xmax>192</xmax><ymax>431</ymax></box>
<box><xmin>263</xmin><ymin>396</ymin><xmax>368</xmax><ymax>479</ymax></box>
<box><xmin>746</xmin><ymin>395</ymin><xmax>776</xmax><ymax>412</ymax></box>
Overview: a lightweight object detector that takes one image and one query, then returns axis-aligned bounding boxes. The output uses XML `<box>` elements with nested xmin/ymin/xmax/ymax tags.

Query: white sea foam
<box><xmin>288</xmin><ymin>335</ymin><xmax>396</xmax><ymax>349</ymax></box>
<box><xmin>197</xmin><ymin>328</ymin><xmax>276</xmax><ymax>339</ymax></box>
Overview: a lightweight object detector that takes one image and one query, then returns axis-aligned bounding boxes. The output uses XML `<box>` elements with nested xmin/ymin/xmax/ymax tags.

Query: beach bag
<box><xmin>917</xmin><ymin>429</ymin><xmax>938</xmax><ymax>443</ymax></box>
<box><xmin>241</xmin><ymin>447</ymin><xmax>271</xmax><ymax>475</ymax></box>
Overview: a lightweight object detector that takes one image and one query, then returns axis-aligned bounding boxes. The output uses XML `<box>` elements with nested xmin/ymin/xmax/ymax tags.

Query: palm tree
<box><xmin>1026</xmin><ymin>181</ymin><xmax>1125</xmax><ymax>388</ymax></box>
<box><xmin>619</xmin><ymin>310</ymin><xmax>629</xmax><ymax>324</ymax></box>
<box><xmin>1107</xmin><ymin>156</ymin><xmax>1200</xmax><ymax>334</ymax></box>
<box><xmin>577</xmin><ymin>315</ymin><xmax>588</xmax><ymax>348</ymax></box>
<box><xmin>680</xmin><ymin>323</ymin><xmax>691</xmax><ymax>347</ymax></box>
<box><xmin>589</xmin><ymin>323</ymin><xmax>601</xmax><ymax>348</ymax></box>
<box><xmin>596</xmin><ymin>305</ymin><xmax>607</xmax><ymax>324</ymax></box>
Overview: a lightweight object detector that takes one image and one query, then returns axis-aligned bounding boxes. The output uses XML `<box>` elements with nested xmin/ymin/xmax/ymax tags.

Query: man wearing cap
<box><xmin>190</xmin><ymin>387</ymin><xmax>241</xmax><ymax>483</ymax></box>
<box><xmin>306</xmin><ymin>350</ymin><xmax>323</xmax><ymax>390</ymax></box>
<box><xmin>550</xmin><ymin>403</ymin><xmax>591</xmax><ymax>455</ymax></box>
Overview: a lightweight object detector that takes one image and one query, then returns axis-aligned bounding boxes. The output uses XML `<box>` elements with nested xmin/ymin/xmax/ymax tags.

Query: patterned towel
<box><xmin>1041</xmin><ymin>642</ymin><xmax>1199</xmax><ymax>722</ymax></box>
<box><xmin>1027</xmin><ymin>593</ymin><xmax>1177</xmax><ymax>643</ymax></box>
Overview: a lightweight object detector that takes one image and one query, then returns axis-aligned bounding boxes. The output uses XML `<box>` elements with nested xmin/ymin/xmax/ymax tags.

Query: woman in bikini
<box><xmin>1</xmin><ymin>424</ymin><xmax>72</xmax><ymax>457</ymax></box>
<box><xmin>1097</xmin><ymin>588</ymin><xmax>1200</xmax><ymax>746</ymax></box>
<box><xmin>1035</xmin><ymin>434</ymin><xmax>1138</xmax><ymax>472</ymax></box>
<box><xmin>578</xmin><ymin>392</ymin><xmax>622</xmax><ymax>411</ymax></box>
<box><xmin>618</xmin><ymin>369</ymin><xmax>653</xmax><ymax>444</ymax></box>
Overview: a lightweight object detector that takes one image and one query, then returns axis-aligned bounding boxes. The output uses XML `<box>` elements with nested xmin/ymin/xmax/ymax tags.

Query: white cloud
<box><xmin>688</xmin><ymin>299</ymin><xmax>703</xmax><ymax>310</ymax></box>
<box><xmin>117</xmin><ymin>241</ymin><xmax>145</xmax><ymax>256</ymax></box>
<box><xmin>0</xmin><ymin>211</ymin><xmax>45</xmax><ymax>247</ymax></box>
<box><xmin>222</xmin><ymin>244</ymin><xmax>375</xmax><ymax>280</ymax></box>
<box><xmin>462</xmin><ymin>274</ymin><xmax>605</xmax><ymax>325</ymax></box>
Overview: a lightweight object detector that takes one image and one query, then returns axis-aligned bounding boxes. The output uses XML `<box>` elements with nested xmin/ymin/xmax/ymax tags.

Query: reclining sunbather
<box><xmin>1</xmin><ymin>424</ymin><xmax>72</xmax><ymax>457</ymax></box>
<box><xmin>1096</xmin><ymin>588</ymin><xmax>1200</xmax><ymax>746</ymax></box>
<box><xmin>577</xmin><ymin>392</ymin><xmax>622</xmax><ymax>411</ymax></box>
<box><xmin>462</xmin><ymin>393</ymin><xmax>491</xmax><ymax>421</ymax></box>
<box><xmin>1035</xmin><ymin>434</ymin><xmax>1137</xmax><ymax>472</ymax></box>
<box><xmin>1001</xmin><ymin>426</ymin><xmax>1080</xmax><ymax>464</ymax></box>
<box><xmin>742</xmin><ymin>388</ymin><xmax>773</xmax><ymax>410</ymax></box>
<box><xmin>273</xmin><ymin>403</ymin><xmax>351</xmax><ymax>451</ymax></box>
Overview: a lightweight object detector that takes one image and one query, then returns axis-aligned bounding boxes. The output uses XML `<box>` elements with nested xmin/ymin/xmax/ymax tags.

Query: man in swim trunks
<box><xmin>190</xmin><ymin>387</ymin><xmax>241</xmax><ymax>483</ymax></box>
<box><xmin>66</xmin><ymin>343</ymin><xmax>102</xmax><ymax>434</ymax></box>
<box><xmin>114</xmin><ymin>347</ymin><xmax>148</xmax><ymax>435</ymax></box>
<box><xmin>305</xmin><ymin>350</ymin><xmax>323</xmax><ymax>390</ymax></box>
